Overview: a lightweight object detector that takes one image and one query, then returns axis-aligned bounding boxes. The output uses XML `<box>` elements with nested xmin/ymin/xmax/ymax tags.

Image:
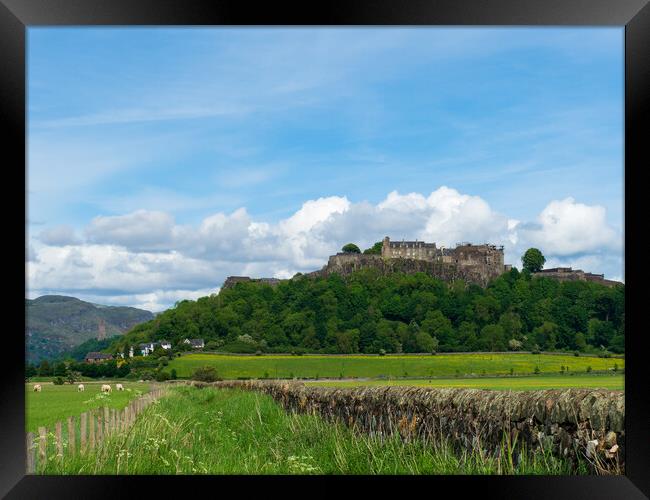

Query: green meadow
<box><xmin>165</xmin><ymin>352</ymin><xmax>622</xmax><ymax>380</ymax></box>
<box><xmin>306</xmin><ymin>373</ymin><xmax>624</xmax><ymax>391</ymax></box>
<box><xmin>26</xmin><ymin>381</ymin><xmax>152</xmax><ymax>432</ymax></box>
<box><xmin>40</xmin><ymin>386</ymin><xmax>585</xmax><ymax>475</ymax></box>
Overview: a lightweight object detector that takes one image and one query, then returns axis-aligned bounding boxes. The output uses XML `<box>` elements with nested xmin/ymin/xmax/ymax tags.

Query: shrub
<box><xmin>155</xmin><ymin>371</ymin><xmax>170</xmax><ymax>382</ymax></box>
<box><xmin>534</xmin><ymin>366</ymin><xmax>540</xmax><ymax>375</ymax></box>
<box><xmin>205</xmin><ymin>340</ymin><xmax>220</xmax><ymax>351</ymax></box>
<box><xmin>574</xmin><ymin>351</ymin><xmax>580</xmax><ymax>357</ymax></box>
<box><xmin>379</xmin><ymin>349</ymin><xmax>386</xmax><ymax>357</ymax></box>
<box><xmin>586</xmin><ymin>366</ymin><xmax>592</xmax><ymax>373</ymax></box>
<box><xmin>191</xmin><ymin>366</ymin><xmax>221</xmax><ymax>382</ymax></box>
<box><xmin>53</xmin><ymin>377</ymin><xmax>65</xmax><ymax>385</ymax></box>
<box><xmin>255</xmin><ymin>350</ymin><xmax>263</xmax><ymax>356</ymax></box>
<box><xmin>531</xmin><ymin>345</ymin><xmax>541</xmax><ymax>355</ymax></box>
<box><xmin>170</xmin><ymin>368</ymin><xmax>177</xmax><ymax>380</ymax></box>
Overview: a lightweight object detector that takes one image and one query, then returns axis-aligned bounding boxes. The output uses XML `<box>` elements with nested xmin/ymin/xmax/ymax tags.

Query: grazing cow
<box><xmin>101</xmin><ymin>384</ymin><xmax>112</xmax><ymax>393</ymax></box>
<box><xmin>116</xmin><ymin>383</ymin><xmax>124</xmax><ymax>391</ymax></box>
<box><xmin>78</xmin><ymin>384</ymin><xmax>85</xmax><ymax>392</ymax></box>
<box><xmin>33</xmin><ymin>384</ymin><xmax>42</xmax><ymax>392</ymax></box>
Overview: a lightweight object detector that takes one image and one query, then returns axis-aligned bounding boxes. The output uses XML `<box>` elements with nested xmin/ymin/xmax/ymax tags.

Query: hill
<box><xmin>110</xmin><ymin>267</ymin><xmax>624</xmax><ymax>357</ymax></box>
<box><xmin>26</xmin><ymin>295</ymin><xmax>154</xmax><ymax>363</ymax></box>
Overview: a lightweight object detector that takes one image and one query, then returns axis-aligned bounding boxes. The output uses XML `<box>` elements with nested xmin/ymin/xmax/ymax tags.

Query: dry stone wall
<box><xmin>187</xmin><ymin>380</ymin><xmax>624</xmax><ymax>473</ymax></box>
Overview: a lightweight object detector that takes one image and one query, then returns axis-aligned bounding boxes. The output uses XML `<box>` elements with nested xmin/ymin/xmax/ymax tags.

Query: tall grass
<box><xmin>40</xmin><ymin>386</ymin><xmax>588</xmax><ymax>475</ymax></box>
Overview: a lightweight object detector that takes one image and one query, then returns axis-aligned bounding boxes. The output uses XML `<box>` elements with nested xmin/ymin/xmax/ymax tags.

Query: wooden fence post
<box><xmin>38</xmin><ymin>427</ymin><xmax>47</xmax><ymax>471</ymax></box>
<box><xmin>68</xmin><ymin>416</ymin><xmax>75</xmax><ymax>457</ymax></box>
<box><xmin>89</xmin><ymin>413</ymin><xmax>95</xmax><ymax>450</ymax></box>
<box><xmin>104</xmin><ymin>407</ymin><xmax>110</xmax><ymax>436</ymax></box>
<box><xmin>26</xmin><ymin>432</ymin><xmax>35</xmax><ymax>474</ymax></box>
<box><xmin>55</xmin><ymin>421</ymin><xmax>63</xmax><ymax>462</ymax></box>
<box><xmin>97</xmin><ymin>414</ymin><xmax>103</xmax><ymax>443</ymax></box>
<box><xmin>80</xmin><ymin>413</ymin><xmax>87</xmax><ymax>454</ymax></box>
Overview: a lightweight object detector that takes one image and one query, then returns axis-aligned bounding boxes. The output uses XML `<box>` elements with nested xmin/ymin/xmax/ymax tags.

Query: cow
<box><xmin>101</xmin><ymin>384</ymin><xmax>112</xmax><ymax>393</ymax></box>
<box><xmin>33</xmin><ymin>384</ymin><xmax>42</xmax><ymax>392</ymax></box>
<box><xmin>116</xmin><ymin>383</ymin><xmax>124</xmax><ymax>391</ymax></box>
<box><xmin>78</xmin><ymin>384</ymin><xmax>85</xmax><ymax>392</ymax></box>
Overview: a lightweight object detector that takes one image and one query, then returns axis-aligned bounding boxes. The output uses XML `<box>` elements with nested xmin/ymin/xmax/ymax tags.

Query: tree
<box><xmin>415</xmin><ymin>331</ymin><xmax>438</xmax><ymax>353</ymax></box>
<box><xmin>363</xmin><ymin>242</ymin><xmax>383</xmax><ymax>255</ymax></box>
<box><xmin>66</xmin><ymin>370</ymin><xmax>82</xmax><ymax>384</ymax></box>
<box><xmin>53</xmin><ymin>362</ymin><xmax>68</xmax><ymax>377</ymax></box>
<box><xmin>508</xmin><ymin>338</ymin><xmax>523</xmax><ymax>351</ymax></box>
<box><xmin>522</xmin><ymin>248</ymin><xmax>546</xmax><ymax>273</ymax></box>
<box><xmin>479</xmin><ymin>324</ymin><xmax>506</xmax><ymax>351</ymax></box>
<box><xmin>37</xmin><ymin>360</ymin><xmax>52</xmax><ymax>377</ymax></box>
<box><xmin>341</xmin><ymin>243</ymin><xmax>361</xmax><ymax>254</ymax></box>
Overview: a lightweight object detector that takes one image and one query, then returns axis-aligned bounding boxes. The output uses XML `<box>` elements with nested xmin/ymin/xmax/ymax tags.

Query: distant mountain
<box><xmin>26</xmin><ymin>295</ymin><xmax>154</xmax><ymax>363</ymax></box>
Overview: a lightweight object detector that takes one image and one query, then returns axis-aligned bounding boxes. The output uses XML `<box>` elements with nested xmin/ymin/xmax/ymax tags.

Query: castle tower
<box><xmin>382</xmin><ymin>236</ymin><xmax>390</xmax><ymax>257</ymax></box>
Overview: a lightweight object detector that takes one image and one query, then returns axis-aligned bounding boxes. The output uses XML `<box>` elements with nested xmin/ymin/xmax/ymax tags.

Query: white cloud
<box><xmin>86</xmin><ymin>210</ymin><xmax>176</xmax><ymax>251</ymax></box>
<box><xmin>28</xmin><ymin>188</ymin><xmax>623</xmax><ymax>311</ymax></box>
<box><xmin>37</xmin><ymin>225</ymin><xmax>81</xmax><ymax>246</ymax></box>
<box><xmin>514</xmin><ymin>197</ymin><xmax>620</xmax><ymax>256</ymax></box>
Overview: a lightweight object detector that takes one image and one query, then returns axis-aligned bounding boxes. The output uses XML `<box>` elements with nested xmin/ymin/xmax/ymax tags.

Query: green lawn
<box><xmin>165</xmin><ymin>352</ymin><xmax>623</xmax><ymax>380</ymax></box>
<box><xmin>306</xmin><ymin>373</ymin><xmax>624</xmax><ymax>391</ymax></box>
<box><xmin>40</xmin><ymin>386</ymin><xmax>585</xmax><ymax>475</ymax></box>
<box><xmin>26</xmin><ymin>381</ymin><xmax>152</xmax><ymax>432</ymax></box>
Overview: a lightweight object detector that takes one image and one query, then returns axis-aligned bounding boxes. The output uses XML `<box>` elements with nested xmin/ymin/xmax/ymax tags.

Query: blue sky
<box><xmin>26</xmin><ymin>28</ymin><xmax>624</xmax><ymax>311</ymax></box>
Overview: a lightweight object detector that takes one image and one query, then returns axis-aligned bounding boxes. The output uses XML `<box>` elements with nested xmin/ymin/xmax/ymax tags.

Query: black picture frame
<box><xmin>2</xmin><ymin>0</ymin><xmax>648</xmax><ymax>498</ymax></box>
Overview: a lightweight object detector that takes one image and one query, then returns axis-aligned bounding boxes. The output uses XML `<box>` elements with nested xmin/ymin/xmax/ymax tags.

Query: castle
<box><xmin>223</xmin><ymin>237</ymin><xmax>512</xmax><ymax>289</ymax></box>
<box><xmin>380</xmin><ymin>236</ymin><xmax>510</xmax><ymax>279</ymax></box>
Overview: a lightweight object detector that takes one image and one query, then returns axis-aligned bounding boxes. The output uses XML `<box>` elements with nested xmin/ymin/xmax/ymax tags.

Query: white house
<box><xmin>183</xmin><ymin>338</ymin><xmax>205</xmax><ymax>349</ymax></box>
<box><xmin>160</xmin><ymin>340</ymin><xmax>172</xmax><ymax>350</ymax></box>
<box><xmin>129</xmin><ymin>346</ymin><xmax>134</xmax><ymax>358</ymax></box>
<box><xmin>139</xmin><ymin>342</ymin><xmax>155</xmax><ymax>356</ymax></box>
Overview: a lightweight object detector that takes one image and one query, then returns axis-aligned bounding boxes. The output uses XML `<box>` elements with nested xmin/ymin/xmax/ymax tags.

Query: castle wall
<box><xmin>532</xmin><ymin>269</ymin><xmax>622</xmax><ymax>288</ymax></box>
<box><xmin>316</xmin><ymin>253</ymin><xmax>495</xmax><ymax>287</ymax></box>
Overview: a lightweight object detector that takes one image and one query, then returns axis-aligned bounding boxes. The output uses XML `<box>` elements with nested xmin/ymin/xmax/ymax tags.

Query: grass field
<box><xmin>26</xmin><ymin>381</ymin><xmax>152</xmax><ymax>432</ymax></box>
<box><xmin>306</xmin><ymin>373</ymin><xmax>624</xmax><ymax>391</ymax></box>
<box><xmin>165</xmin><ymin>352</ymin><xmax>623</xmax><ymax>380</ymax></box>
<box><xmin>41</xmin><ymin>386</ymin><xmax>586</xmax><ymax>475</ymax></box>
